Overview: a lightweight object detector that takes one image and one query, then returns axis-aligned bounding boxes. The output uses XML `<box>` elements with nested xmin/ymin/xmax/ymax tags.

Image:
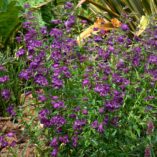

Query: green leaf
<box><xmin>135</xmin><ymin>15</ymin><xmax>150</xmax><ymax>36</ymax></box>
<box><xmin>0</xmin><ymin>1</ymin><xmax>22</xmax><ymax>48</ymax></box>
<box><xmin>0</xmin><ymin>0</ymin><xmax>8</xmax><ymax>12</ymax></box>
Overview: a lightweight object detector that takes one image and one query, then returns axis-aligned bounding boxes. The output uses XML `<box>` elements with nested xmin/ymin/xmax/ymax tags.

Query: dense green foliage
<box><xmin>0</xmin><ymin>1</ymin><xmax>157</xmax><ymax>157</ymax></box>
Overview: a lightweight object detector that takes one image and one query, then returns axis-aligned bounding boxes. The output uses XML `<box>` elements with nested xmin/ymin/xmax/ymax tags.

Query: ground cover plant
<box><xmin>0</xmin><ymin>1</ymin><xmax>157</xmax><ymax>157</ymax></box>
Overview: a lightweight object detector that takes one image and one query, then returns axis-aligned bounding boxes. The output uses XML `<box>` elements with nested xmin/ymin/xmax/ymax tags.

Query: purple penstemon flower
<box><xmin>34</xmin><ymin>75</ymin><xmax>48</xmax><ymax>86</ymax></box>
<box><xmin>82</xmin><ymin>109</ymin><xmax>88</xmax><ymax>115</ymax></box>
<box><xmin>38</xmin><ymin>109</ymin><xmax>50</xmax><ymax>127</ymax></box>
<box><xmin>1</xmin><ymin>89</ymin><xmax>10</xmax><ymax>100</ymax></box>
<box><xmin>0</xmin><ymin>76</ymin><xmax>9</xmax><ymax>83</ymax></box>
<box><xmin>19</xmin><ymin>69</ymin><xmax>32</xmax><ymax>80</ymax></box>
<box><xmin>148</xmin><ymin>55</ymin><xmax>157</xmax><ymax>65</ymax></box>
<box><xmin>144</xmin><ymin>146</ymin><xmax>151</xmax><ymax>157</ymax></box>
<box><xmin>50</xmin><ymin>137</ymin><xmax>58</xmax><ymax>147</ymax></box>
<box><xmin>91</xmin><ymin>120</ymin><xmax>98</xmax><ymax>129</ymax></box>
<box><xmin>121</xmin><ymin>23</ymin><xmax>129</xmax><ymax>31</ymax></box>
<box><xmin>72</xmin><ymin>136</ymin><xmax>78</xmax><ymax>147</ymax></box>
<box><xmin>94</xmin><ymin>35</ymin><xmax>103</xmax><ymax>42</ymax></box>
<box><xmin>65</xmin><ymin>2</ymin><xmax>73</xmax><ymax>9</ymax></box>
<box><xmin>94</xmin><ymin>84</ymin><xmax>110</xmax><ymax>96</ymax></box>
<box><xmin>16</xmin><ymin>48</ymin><xmax>25</xmax><ymax>57</ymax></box>
<box><xmin>51</xmin><ymin>19</ymin><xmax>62</xmax><ymax>25</ymax></box>
<box><xmin>64</xmin><ymin>16</ymin><xmax>75</xmax><ymax>29</ymax></box>
<box><xmin>51</xmin><ymin>148</ymin><xmax>58</xmax><ymax>157</ymax></box>
<box><xmin>73</xmin><ymin>119</ymin><xmax>86</xmax><ymax>130</ymax></box>
<box><xmin>40</xmin><ymin>26</ymin><xmax>47</xmax><ymax>35</ymax></box>
<box><xmin>97</xmin><ymin>123</ymin><xmax>104</xmax><ymax>133</ymax></box>
<box><xmin>50</xmin><ymin>28</ymin><xmax>63</xmax><ymax>38</ymax></box>
<box><xmin>59</xmin><ymin>135</ymin><xmax>69</xmax><ymax>144</ymax></box>
<box><xmin>50</xmin><ymin>115</ymin><xmax>66</xmax><ymax>127</ymax></box>
<box><xmin>51</xmin><ymin>101</ymin><xmax>65</xmax><ymax>109</ymax></box>
<box><xmin>82</xmin><ymin>78</ymin><xmax>90</xmax><ymax>87</ymax></box>
<box><xmin>6</xmin><ymin>105</ymin><xmax>16</xmax><ymax>116</ymax></box>
<box><xmin>52</xmin><ymin>77</ymin><xmax>63</xmax><ymax>89</ymax></box>
<box><xmin>38</xmin><ymin>94</ymin><xmax>47</xmax><ymax>102</ymax></box>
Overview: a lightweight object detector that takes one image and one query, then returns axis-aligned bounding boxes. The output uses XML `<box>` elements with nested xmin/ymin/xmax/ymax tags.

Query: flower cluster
<box><xmin>3</xmin><ymin>2</ymin><xmax>156</xmax><ymax>156</ymax></box>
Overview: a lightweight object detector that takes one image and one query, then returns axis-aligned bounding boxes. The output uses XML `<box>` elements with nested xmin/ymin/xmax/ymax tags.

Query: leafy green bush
<box><xmin>0</xmin><ymin>2</ymin><xmax>157</xmax><ymax>157</ymax></box>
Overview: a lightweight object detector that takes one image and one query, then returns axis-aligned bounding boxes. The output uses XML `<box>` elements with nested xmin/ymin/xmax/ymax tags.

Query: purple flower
<box><xmin>29</xmin><ymin>61</ymin><xmax>39</xmax><ymax>69</ymax></box>
<box><xmin>10</xmin><ymin>141</ymin><xmax>16</xmax><ymax>147</ymax></box>
<box><xmin>40</xmin><ymin>27</ymin><xmax>47</xmax><ymax>35</ymax></box>
<box><xmin>16</xmin><ymin>48</ymin><xmax>25</xmax><ymax>57</ymax></box>
<box><xmin>121</xmin><ymin>24</ymin><xmax>129</xmax><ymax>31</ymax></box>
<box><xmin>1</xmin><ymin>89</ymin><xmax>10</xmax><ymax>100</ymax></box>
<box><xmin>103</xmin><ymin>115</ymin><xmax>109</xmax><ymax>125</ymax></box>
<box><xmin>7</xmin><ymin>132</ymin><xmax>15</xmax><ymax>137</ymax></box>
<box><xmin>38</xmin><ymin>109</ymin><xmax>50</xmax><ymax>127</ymax></box>
<box><xmin>117</xmin><ymin>36</ymin><xmax>124</xmax><ymax>43</ymax></box>
<box><xmin>38</xmin><ymin>95</ymin><xmax>47</xmax><ymax>102</ymax></box>
<box><xmin>134</xmin><ymin>47</ymin><xmax>141</xmax><ymax>53</ymax></box>
<box><xmin>94</xmin><ymin>35</ymin><xmax>102</xmax><ymax>42</ymax></box>
<box><xmin>52</xmin><ymin>77</ymin><xmax>63</xmax><ymax>89</ymax></box>
<box><xmin>51</xmin><ymin>19</ymin><xmax>62</xmax><ymax>25</ymax></box>
<box><xmin>39</xmin><ymin>109</ymin><xmax>49</xmax><ymax>118</ymax></box>
<box><xmin>82</xmin><ymin>78</ymin><xmax>90</xmax><ymax>87</ymax></box>
<box><xmin>0</xmin><ymin>76</ymin><xmax>9</xmax><ymax>83</ymax></box>
<box><xmin>148</xmin><ymin>55</ymin><xmax>157</xmax><ymax>65</ymax></box>
<box><xmin>82</xmin><ymin>109</ymin><xmax>88</xmax><ymax>115</ymax></box>
<box><xmin>73</xmin><ymin>119</ymin><xmax>86</xmax><ymax>130</ymax></box>
<box><xmin>65</xmin><ymin>2</ymin><xmax>73</xmax><ymax>9</ymax></box>
<box><xmin>6</xmin><ymin>105</ymin><xmax>16</xmax><ymax>116</ymax></box>
<box><xmin>59</xmin><ymin>135</ymin><xmax>69</xmax><ymax>144</ymax></box>
<box><xmin>69</xmin><ymin>114</ymin><xmax>76</xmax><ymax>119</ymax></box>
<box><xmin>24</xmin><ymin>3</ymin><xmax>30</xmax><ymax>9</ymax></box>
<box><xmin>91</xmin><ymin>120</ymin><xmax>98</xmax><ymax>129</ymax></box>
<box><xmin>105</xmin><ymin>100</ymin><xmax>120</xmax><ymax>111</ymax></box>
<box><xmin>52</xmin><ymin>101</ymin><xmax>65</xmax><ymax>109</ymax></box>
<box><xmin>116</xmin><ymin>59</ymin><xmax>125</xmax><ymax>69</ymax></box>
<box><xmin>108</xmin><ymin>46</ymin><xmax>114</xmax><ymax>52</ymax></box>
<box><xmin>50</xmin><ymin>137</ymin><xmax>58</xmax><ymax>147</ymax></box>
<box><xmin>50</xmin><ymin>28</ymin><xmax>63</xmax><ymax>38</ymax></box>
<box><xmin>93</xmin><ymin>27</ymin><xmax>99</xmax><ymax>31</ymax></box>
<box><xmin>51</xmin><ymin>148</ymin><xmax>58</xmax><ymax>157</ymax></box>
<box><xmin>99</xmin><ymin>107</ymin><xmax>104</xmax><ymax>114</ymax></box>
<box><xmin>64</xmin><ymin>16</ymin><xmax>75</xmax><ymax>29</ymax></box>
<box><xmin>16</xmin><ymin>36</ymin><xmax>22</xmax><ymax>43</ymax></box>
<box><xmin>94</xmin><ymin>84</ymin><xmax>110</xmax><ymax>96</ymax></box>
<box><xmin>19</xmin><ymin>69</ymin><xmax>32</xmax><ymax>80</ymax></box>
<box><xmin>22</xmin><ymin>22</ymin><xmax>32</xmax><ymax>29</ymax></box>
<box><xmin>72</xmin><ymin>136</ymin><xmax>78</xmax><ymax>147</ymax></box>
<box><xmin>132</xmin><ymin>55</ymin><xmax>140</xmax><ymax>67</ymax></box>
<box><xmin>97</xmin><ymin>123</ymin><xmax>104</xmax><ymax>133</ymax></box>
<box><xmin>144</xmin><ymin>146</ymin><xmax>151</xmax><ymax>157</ymax></box>
<box><xmin>34</xmin><ymin>75</ymin><xmax>48</xmax><ymax>86</ymax></box>
<box><xmin>51</xmin><ymin>51</ymin><xmax>62</xmax><ymax>62</ymax></box>
<box><xmin>50</xmin><ymin>115</ymin><xmax>66</xmax><ymax>127</ymax></box>
<box><xmin>81</xmin><ymin>20</ymin><xmax>87</xmax><ymax>24</ymax></box>
<box><xmin>1</xmin><ymin>141</ymin><xmax>8</xmax><ymax>148</ymax></box>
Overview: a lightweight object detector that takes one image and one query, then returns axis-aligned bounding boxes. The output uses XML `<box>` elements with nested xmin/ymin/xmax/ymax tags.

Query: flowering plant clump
<box><xmin>1</xmin><ymin>2</ymin><xmax>157</xmax><ymax>156</ymax></box>
<box><xmin>0</xmin><ymin>60</ymin><xmax>24</xmax><ymax>116</ymax></box>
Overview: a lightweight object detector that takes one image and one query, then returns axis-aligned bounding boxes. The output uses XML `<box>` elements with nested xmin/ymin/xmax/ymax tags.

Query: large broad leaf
<box><xmin>135</xmin><ymin>16</ymin><xmax>150</xmax><ymax>36</ymax></box>
<box><xmin>0</xmin><ymin>0</ymin><xmax>22</xmax><ymax>49</ymax></box>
